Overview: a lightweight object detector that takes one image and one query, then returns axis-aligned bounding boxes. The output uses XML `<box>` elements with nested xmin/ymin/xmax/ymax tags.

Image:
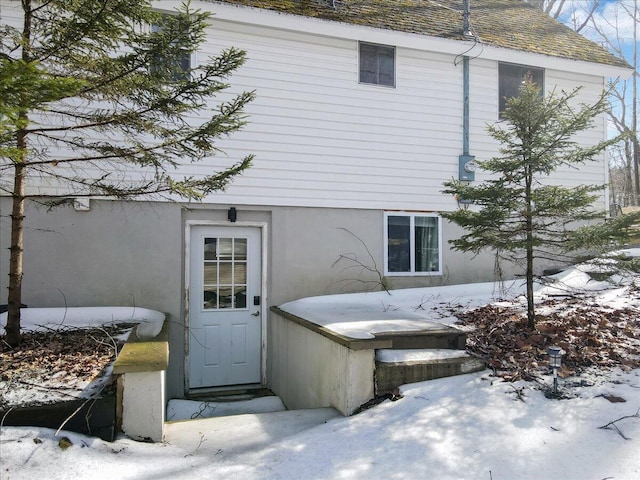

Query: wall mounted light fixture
<box><xmin>228</xmin><ymin>207</ymin><xmax>237</xmax><ymax>222</ymax></box>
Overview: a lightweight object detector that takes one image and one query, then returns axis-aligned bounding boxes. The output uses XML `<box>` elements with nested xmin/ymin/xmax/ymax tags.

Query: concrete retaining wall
<box><xmin>269</xmin><ymin>307</ymin><xmax>390</xmax><ymax>415</ymax></box>
<box><xmin>113</xmin><ymin>321</ymin><xmax>169</xmax><ymax>442</ymax></box>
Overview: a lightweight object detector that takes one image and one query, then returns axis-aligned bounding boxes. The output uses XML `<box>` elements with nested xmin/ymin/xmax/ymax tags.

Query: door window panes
<box><xmin>203</xmin><ymin>237</ymin><xmax>248</xmax><ymax>310</ymax></box>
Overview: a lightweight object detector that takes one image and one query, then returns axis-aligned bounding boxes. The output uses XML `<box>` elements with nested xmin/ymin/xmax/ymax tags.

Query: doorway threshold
<box><xmin>186</xmin><ymin>385</ymin><xmax>272</xmax><ymax>401</ymax></box>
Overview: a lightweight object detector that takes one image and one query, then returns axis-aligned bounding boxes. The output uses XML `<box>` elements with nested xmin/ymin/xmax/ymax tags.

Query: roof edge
<box><xmin>203</xmin><ymin>1</ymin><xmax>633</xmax><ymax>79</ymax></box>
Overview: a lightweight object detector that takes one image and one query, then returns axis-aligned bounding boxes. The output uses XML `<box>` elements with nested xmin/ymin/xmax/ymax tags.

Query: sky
<box><xmin>548</xmin><ymin>0</ymin><xmax>639</xmax><ymax>168</ymax></box>
<box><xmin>564</xmin><ymin>0</ymin><xmax>638</xmax><ymax>42</ymax></box>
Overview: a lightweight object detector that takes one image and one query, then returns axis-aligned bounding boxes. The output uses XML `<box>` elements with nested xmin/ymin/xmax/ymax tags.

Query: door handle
<box><xmin>251</xmin><ymin>310</ymin><xmax>260</xmax><ymax>316</ymax></box>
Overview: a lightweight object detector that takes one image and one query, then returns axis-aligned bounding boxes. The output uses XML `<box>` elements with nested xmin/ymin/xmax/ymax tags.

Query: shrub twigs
<box><xmin>598</xmin><ymin>407</ymin><xmax>640</xmax><ymax>440</ymax></box>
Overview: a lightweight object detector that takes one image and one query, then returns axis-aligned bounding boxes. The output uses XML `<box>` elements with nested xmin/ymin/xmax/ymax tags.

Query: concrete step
<box><xmin>374</xmin><ymin>349</ymin><xmax>485</xmax><ymax>395</ymax></box>
<box><xmin>373</xmin><ymin>325</ymin><xmax>467</xmax><ymax>350</ymax></box>
<box><xmin>164</xmin><ymin>407</ymin><xmax>341</xmax><ymax>456</ymax></box>
<box><xmin>166</xmin><ymin>395</ymin><xmax>286</xmax><ymax>422</ymax></box>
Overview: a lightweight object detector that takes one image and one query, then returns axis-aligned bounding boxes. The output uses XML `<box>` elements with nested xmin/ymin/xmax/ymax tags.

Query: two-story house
<box><xmin>0</xmin><ymin>0</ymin><xmax>630</xmax><ymax>404</ymax></box>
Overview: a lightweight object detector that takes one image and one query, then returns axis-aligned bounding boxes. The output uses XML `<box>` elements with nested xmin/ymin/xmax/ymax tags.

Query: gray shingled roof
<box><xmin>210</xmin><ymin>0</ymin><xmax>628</xmax><ymax>68</ymax></box>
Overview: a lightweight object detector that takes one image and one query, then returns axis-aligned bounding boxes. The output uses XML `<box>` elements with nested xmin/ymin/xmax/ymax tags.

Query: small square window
<box><xmin>499</xmin><ymin>63</ymin><xmax>544</xmax><ymax>117</ymax></box>
<box><xmin>384</xmin><ymin>213</ymin><xmax>441</xmax><ymax>275</ymax></box>
<box><xmin>359</xmin><ymin>42</ymin><xmax>395</xmax><ymax>87</ymax></box>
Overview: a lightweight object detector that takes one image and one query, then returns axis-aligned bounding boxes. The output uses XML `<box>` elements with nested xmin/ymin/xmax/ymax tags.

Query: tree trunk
<box><xmin>525</xmin><ymin>163</ymin><xmax>536</xmax><ymax>329</ymax></box>
<box><xmin>6</xmin><ymin>158</ymin><xmax>26</xmax><ymax>347</ymax></box>
<box><xmin>625</xmin><ymin>140</ymin><xmax>634</xmax><ymax>206</ymax></box>
<box><xmin>609</xmin><ymin>167</ymin><xmax>618</xmax><ymax>214</ymax></box>
<box><xmin>526</xmin><ymin>241</ymin><xmax>536</xmax><ymax>330</ymax></box>
<box><xmin>633</xmin><ymin>0</ymin><xmax>639</xmax><ymax>206</ymax></box>
<box><xmin>5</xmin><ymin>0</ymin><xmax>32</xmax><ymax>347</ymax></box>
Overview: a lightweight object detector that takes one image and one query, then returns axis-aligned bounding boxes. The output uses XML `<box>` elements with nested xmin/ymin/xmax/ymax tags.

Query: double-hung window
<box><xmin>498</xmin><ymin>63</ymin><xmax>544</xmax><ymax>117</ymax></box>
<box><xmin>384</xmin><ymin>213</ymin><xmax>442</xmax><ymax>275</ymax></box>
<box><xmin>359</xmin><ymin>42</ymin><xmax>395</xmax><ymax>87</ymax></box>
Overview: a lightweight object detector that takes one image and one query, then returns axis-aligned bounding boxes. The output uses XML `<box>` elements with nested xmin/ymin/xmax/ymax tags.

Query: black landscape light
<box><xmin>547</xmin><ymin>346</ymin><xmax>564</xmax><ymax>395</ymax></box>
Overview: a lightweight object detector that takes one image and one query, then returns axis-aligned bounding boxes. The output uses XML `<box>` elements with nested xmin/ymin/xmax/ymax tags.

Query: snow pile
<box><xmin>0</xmin><ymin>306</ymin><xmax>165</xmax><ymax>338</ymax></box>
<box><xmin>1</xmin><ymin>369</ymin><xmax>638</xmax><ymax>479</ymax></box>
<box><xmin>0</xmin><ymin>307</ymin><xmax>165</xmax><ymax>336</ymax></box>
<box><xmin>376</xmin><ymin>349</ymin><xmax>472</xmax><ymax>363</ymax></box>
<box><xmin>280</xmin><ymin>280</ymin><xmax>525</xmax><ymax>339</ymax></box>
<box><xmin>281</xmin><ymin>251</ymin><xmax>640</xmax><ymax>340</ymax></box>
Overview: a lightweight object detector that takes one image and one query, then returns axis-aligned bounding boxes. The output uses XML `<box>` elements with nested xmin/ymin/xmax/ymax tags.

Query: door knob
<box><xmin>251</xmin><ymin>310</ymin><xmax>260</xmax><ymax>316</ymax></box>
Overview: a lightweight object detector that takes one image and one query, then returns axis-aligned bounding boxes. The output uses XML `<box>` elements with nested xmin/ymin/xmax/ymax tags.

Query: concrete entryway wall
<box><xmin>270</xmin><ymin>307</ymin><xmax>388</xmax><ymax>415</ymax></box>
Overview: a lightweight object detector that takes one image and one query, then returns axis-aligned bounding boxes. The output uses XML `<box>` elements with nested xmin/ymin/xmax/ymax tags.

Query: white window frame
<box><xmin>384</xmin><ymin>212</ymin><xmax>442</xmax><ymax>276</ymax></box>
<box><xmin>359</xmin><ymin>41</ymin><xmax>396</xmax><ymax>88</ymax></box>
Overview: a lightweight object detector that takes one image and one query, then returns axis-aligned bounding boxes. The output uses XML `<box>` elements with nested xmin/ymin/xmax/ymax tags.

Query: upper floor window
<box><xmin>384</xmin><ymin>213</ymin><xmax>441</xmax><ymax>276</ymax></box>
<box><xmin>499</xmin><ymin>63</ymin><xmax>544</xmax><ymax>117</ymax></box>
<box><xmin>150</xmin><ymin>14</ymin><xmax>192</xmax><ymax>81</ymax></box>
<box><xmin>359</xmin><ymin>42</ymin><xmax>395</xmax><ymax>87</ymax></box>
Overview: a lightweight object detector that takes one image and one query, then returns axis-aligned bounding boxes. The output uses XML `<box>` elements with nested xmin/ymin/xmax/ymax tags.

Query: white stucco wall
<box><xmin>0</xmin><ymin>198</ymin><xmax>186</xmax><ymax>399</ymax></box>
<box><xmin>0</xmin><ymin>200</ymin><xmax>518</xmax><ymax>399</ymax></box>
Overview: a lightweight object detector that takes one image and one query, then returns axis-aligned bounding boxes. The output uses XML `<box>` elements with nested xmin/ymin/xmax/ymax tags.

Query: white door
<box><xmin>188</xmin><ymin>225</ymin><xmax>262</xmax><ymax>389</ymax></box>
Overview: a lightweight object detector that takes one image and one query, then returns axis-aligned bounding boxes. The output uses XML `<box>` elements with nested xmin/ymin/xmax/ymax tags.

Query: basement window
<box><xmin>384</xmin><ymin>213</ymin><xmax>442</xmax><ymax>276</ymax></box>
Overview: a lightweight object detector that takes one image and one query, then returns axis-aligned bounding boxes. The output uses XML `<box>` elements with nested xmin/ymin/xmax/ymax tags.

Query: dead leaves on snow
<box><xmin>58</xmin><ymin>436</ymin><xmax>73</xmax><ymax>450</ymax></box>
<box><xmin>457</xmin><ymin>301</ymin><xmax>640</xmax><ymax>382</ymax></box>
<box><xmin>0</xmin><ymin>325</ymin><xmax>130</xmax><ymax>408</ymax></box>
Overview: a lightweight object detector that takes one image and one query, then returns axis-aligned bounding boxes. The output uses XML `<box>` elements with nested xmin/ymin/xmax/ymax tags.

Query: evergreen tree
<box><xmin>0</xmin><ymin>0</ymin><xmax>255</xmax><ymax>347</ymax></box>
<box><xmin>443</xmin><ymin>78</ymin><xmax>640</xmax><ymax>329</ymax></box>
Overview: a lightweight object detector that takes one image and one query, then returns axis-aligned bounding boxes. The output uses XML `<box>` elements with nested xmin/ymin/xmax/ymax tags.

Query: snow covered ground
<box><xmin>2</xmin><ymin>254</ymin><xmax>640</xmax><ymax>478</ymax></box>
<box><xmin>2</xmin><ymin>369</ymin><xmax>638</xmax><ymax>479</ymax></box>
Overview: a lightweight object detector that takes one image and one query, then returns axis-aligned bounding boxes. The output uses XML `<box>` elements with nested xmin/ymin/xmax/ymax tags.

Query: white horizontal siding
<box><xmin>192</xmin><ymin>18</ymin><xmax>608</xmax><ymax>211</ymax></box>
<box><xmin>0</xmin><ymin>2</ymin><xmax>609</xmax><ymax>211</ymax></box>
<box><xmin>0</xmin><ymin>1</ymin><xmax>21</xmax><ymax>29</ymax></box>
<box><xmin>532</xmin><ymin>69</ymin><xmax>607</xmax><ymax>210</ymax></box>
<box><xmin>460</xmin><ymin>59</ymin><xmax>608</xmax><ymax>209</ymax></box>
<box><xmin>188</xmin><ymin>18</ymin><xmax>465</xmax><ymax>210</ymax></box>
